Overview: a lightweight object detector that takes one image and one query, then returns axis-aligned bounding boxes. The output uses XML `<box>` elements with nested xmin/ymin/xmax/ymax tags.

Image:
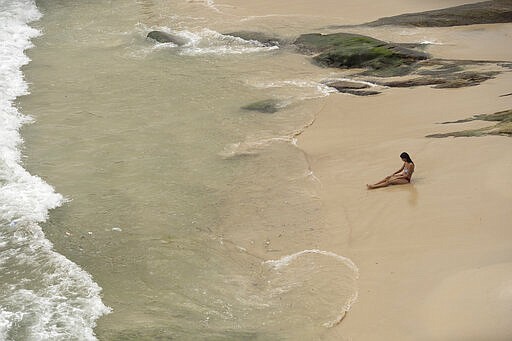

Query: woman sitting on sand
<box><xmin>367</xmin><ymin>152</ymin><xmax>414</xmax><ymax>189</ymax></box>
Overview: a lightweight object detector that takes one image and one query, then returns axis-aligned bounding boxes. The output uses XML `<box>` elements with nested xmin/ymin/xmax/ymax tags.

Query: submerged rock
<box><xmin>147</xmin><ymin>31</ymin><xmax>188</xmax><ymax>45</ymax></box>
<box><xmin>324</xmin><ymin>80</ymin><xmax>370</xmax><ymax>90</ymax></box>
<box><xmin>293</xmin><ymin>33</ymin><xmax>428</xmax><ymax>75</ymax></box>
<box><xmin>364</xmin><ymin>0</ymin><xmax>512</xmax><ymax>27</ymax></box>
<box><xmin>380</xmin><ymin>77</ymin><xmax>446</xmax><ymax>87</ymax></box>
<box><xmin>225</xmin><ymin>31</ymin><xmax>283</xmax><ymax>47</ymax></box>
<box><xmin>337</xmin><ymin>89</ymin><xmax>381</xmax><ymax>96</ymax></box>
<box><xmin>242</xmin><ymin>99</ymin><xmax>281</xmax><ymax>114</ymax></box>
<box><xmin>427</xmin><ymin>109</ymin><xmax>512</xmax><ymax>138</ymax></box>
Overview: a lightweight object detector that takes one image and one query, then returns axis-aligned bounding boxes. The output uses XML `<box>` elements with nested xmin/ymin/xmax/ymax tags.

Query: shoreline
<box><xmin>298</xmin><ymin>68</ymin><xmax>512</xmax><ymax>339</ymax></box>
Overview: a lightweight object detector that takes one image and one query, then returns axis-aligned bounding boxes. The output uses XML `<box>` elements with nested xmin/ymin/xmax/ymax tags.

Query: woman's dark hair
<box><xmin>400</xmin><ymin>152</ymin><xmax>413</xmax><ymax>163</ymax></box>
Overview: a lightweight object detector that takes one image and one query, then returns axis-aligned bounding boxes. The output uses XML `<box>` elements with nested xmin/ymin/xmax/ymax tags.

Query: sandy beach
<box><xmin>218</xmin><ymin>0</ymin><xmax>512</xmax><ymax>339</ymax></box>
<box><xmin>298</xmin><ymin>36</ymin><xmax>512</xmax><ymax>341</ymax></box>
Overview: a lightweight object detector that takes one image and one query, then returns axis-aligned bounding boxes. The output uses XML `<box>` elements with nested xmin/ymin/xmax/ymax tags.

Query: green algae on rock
<box><xmin>293</xmin><ymin>33</ymin><xmax>428</xmax><ymax>76</ymax></box>
<box><xmin>427</xmin><ymin>109</ymin><xmax>512</xmax><ymax>138</ymax></box>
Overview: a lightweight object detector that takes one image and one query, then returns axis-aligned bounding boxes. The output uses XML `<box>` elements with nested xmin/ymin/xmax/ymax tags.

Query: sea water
<box><xmin>0</xmin><ymin>1</ymin><xmax>110</xmax><ymax>340</ymax></box>
<box><xmin>4</xmin><ymin>0</ymin><xmax>359</xmax><ymax>339</ymax></box>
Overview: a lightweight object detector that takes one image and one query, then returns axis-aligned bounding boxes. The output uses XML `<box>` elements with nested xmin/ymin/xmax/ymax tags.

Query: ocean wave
<box><xmin>0</xmin><ymin>0</ymin><xmax>110</xmax><ymax>339</ymax></box>
<box><xmin>419</xmin><ymin>40</ymin><xmax>445</xmax><ymax>45</ymax></box>
<box><xmin>250</xmin><ymin>80</ymin><xmax>337</xmax><ymax>99</ymax></box>
<box><xmin>240</xmin><ymin>14</ymin><xmax>306</xmax><ymax>22</ymax></box>
<box><xmin>0</xmin><ymin>222</ymin><xmax>111</xmax><ymax>340</ymax></box>
<box><xmin>263</xmin><ymin>249</ymin><xmax>359</xmax><ymax>328</ymax></box>
<box><xmin>219</xmin><ymin>136</ymin><xmax>294</xmax><ymax>158</ymax></box>
<box><xmin>321</xmin><ymin>77</ymin><xmax>380</xmax><ymax>88</ymax></box>
<box><xmin>186</xmin><ymin>0</ymin><xmax>221</xmax><ymax>13</ymax></box>
<box><xmin>264</xmin><ymin>249</ymin><xmax>358</xmax><ymax>271</ymax></box>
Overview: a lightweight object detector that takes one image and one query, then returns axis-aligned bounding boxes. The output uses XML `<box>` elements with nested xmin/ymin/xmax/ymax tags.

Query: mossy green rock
<box><xmin>294</xmin><ymin>33</ymin><xmax>428</xmax><ymax>74</ymax></box>
<box><xmin>242</xmin><ymin>99</ymin><xmax>281</xmax><ymax>114</ymax></box>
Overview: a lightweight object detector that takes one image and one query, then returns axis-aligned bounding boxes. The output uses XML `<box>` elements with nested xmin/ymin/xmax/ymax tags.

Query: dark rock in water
<box><xmin>293</xmin><ymin>33</ymin><xmax>428</xmax><ymax>75</ymax></box>
<box><xmin>242</xmin><ymin>99</ymin><xmax>281</xmax><ymax>114</ymax></box>
<box><xmin>225</xmin><ymin>31</ymin><xmax>282</xmax><ymax>47</ymax></box>
<box><xmin>395</xmin><ymin>42</ymin><xmax>428</xmax><ymax>50</ymax></box>
<box><xmin>427</xmin><ymin>109</ymin><xmax>512</xmax><ymax>138</ymax></box>
<box><xmin>147</xmin><ymin>31</ymin><xmax>188</xmax><ymax>46</ymax></box>
<box><xmin>364</xmin><ymin>0</ymin><xmax>512</xmax><ymax>27</ymax></box>
<box><xmin>337</xmin><ymin>89</ymin><xmax>381</xmax><ymax>96</ymax></box>
<box><xmin>381</xmin><ymin>77</ymin><xmax>447</xmax><ymax>88</ymax></box>
<box><xmin>324</xmin><ymin>80</ymin><xmax>370</xmax><ymax>90</ymax></box>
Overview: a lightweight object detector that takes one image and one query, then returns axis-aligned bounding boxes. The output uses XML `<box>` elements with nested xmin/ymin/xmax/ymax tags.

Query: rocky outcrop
<box><xmin>293</xmin><ymin>33</ymin><xmax>429</xmax><ymax>76</ymax></box>
<box><xmin>147</xmin><ymin>31</ymin><xmax>188</xmax><ymax>45</ymax></box>
<box><xmin>364</xmin><ymin>0</ymin><xmax>512</xmax><ymax>27</ymax></box>
<box><xmin>291</xmin><ymin>32</ymin><xmax>504</xmax><ymax>93</ymax></box>
<box><xmin>427</xmin><ymin>109</ymin><xmax>512</xmax><ymax>138</ymax></box>
<box><xmin>379</xmin><ymin>70</ymin><xmax>499</xmax><ymax>88</ymax></box>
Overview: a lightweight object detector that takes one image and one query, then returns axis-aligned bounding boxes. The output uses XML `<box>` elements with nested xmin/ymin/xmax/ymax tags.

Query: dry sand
<box><xmin>219</xmin><ymin>0</ymin><xmax>485</xmax><ymax>26</ymax></box>
<box><xmin>297</xmin><ymin>38</ymin><xmax>512</xmax><ymax>341</ymax></box>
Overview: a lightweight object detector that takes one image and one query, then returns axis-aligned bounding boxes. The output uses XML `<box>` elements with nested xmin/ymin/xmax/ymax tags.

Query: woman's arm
<box><xmin>392</xmin><ymin>163</ymin><xmax>405</xmax><ymax>175</ymax></box>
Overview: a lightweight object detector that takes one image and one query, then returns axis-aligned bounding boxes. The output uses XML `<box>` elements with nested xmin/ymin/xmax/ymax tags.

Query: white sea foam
<box><xmin>264</xmin><ymin>249</ymin><xmax>359</xmax><ymax>328</ymax></box>
<box><xmin>0</xmin><ymin>0</ymin><xmax>110</xmax><ymax>339</ymax></box>
<box><xmin>264</xmin><ymin>249</ymin><xmax>358</xmax><ymax>272</ymax></box>
<box><xmin>240</xmin><ymin>14</ymin><xmax>306</xmax><ymax>22</ymax></box>
<box><xmin>219</xmin><ymin>136</ymin><xmax>294</xmax><ymax>158</ymax></box>
<box><xmin>251</xmin><ymin>80</ymin><xmax>337</xmax><ymax>99</ymax></box>
<box><xmin>419</xmin><ymin>40</ymin><xmax>444</xmax><ymax>45</ymax></box>
<box><xmin>321</xmin><ymin>77</ymin><xmax>380</xmax><ymax>88</ymax></box>
<box><xmin>186</xmin><ymin>0</ymin><xmax>221</xmax><ymax>13</ymax></box>
<box><xmin>204</xmin><ymin>0</ymin><xmax>221</xmax><ymax>13</ymax></box>
<box><xmin>0</xmin><ymin>0</ymin><xmax>60</xmax><ymax>224</ymax></box>
<box><xmin>0</xmin><ymin>223</ymin><xmax>111</xmax><ymax>340</ymax></box>
<box><xmin>142</xmin><ymin>26</ymin><xmax>278</xmax><ymax>56</ymax></box>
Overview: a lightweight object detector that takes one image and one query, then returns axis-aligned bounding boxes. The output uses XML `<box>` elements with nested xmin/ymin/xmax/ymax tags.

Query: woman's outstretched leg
<box><xmin>367</xmin><ymin>181</ymin><xmax>389</xmax><ymax>189</ymax></box>
<box><xmin>367</xmin><ymin>176</ymin><xmax>391</xmax><ymax>189</ymax></box>
<box><xmin>367</xmin><ymin>177</ymin><xmax>409</xmax><ymax>189</ymax></box>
